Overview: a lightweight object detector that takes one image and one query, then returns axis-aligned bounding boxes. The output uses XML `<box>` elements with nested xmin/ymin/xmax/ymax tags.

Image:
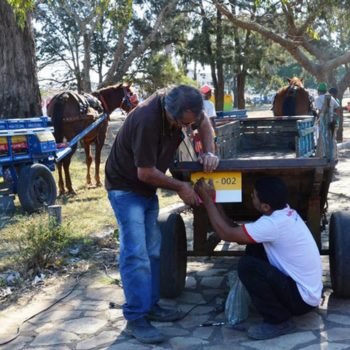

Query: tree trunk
<box><xmin>0</xmin><ymin>0</ymin><xmax>41</xmax><ymax>118</ymax></box>
<box><xmin>193</xmin><ymin>60</ymin><xmax>197</xmax><ymax>81</ymax></box>
<box><xmin>237</xmin><ymin>71</ymin><xmax>246</xmax><ymax>109</ymax></box>
<box><xmin>215</xmin><ymin>8</ymin><xmax>224</xmax><ymax>111</ymax></box>
<box><xmin>233</xmin><ymin>75</ymin><xmax>238</xmax><ymax>109</ymax></box>
<box><xmin>82</xmin><ymin>32</ymin><xmax>92</xmax><ymax>92</ymax></box>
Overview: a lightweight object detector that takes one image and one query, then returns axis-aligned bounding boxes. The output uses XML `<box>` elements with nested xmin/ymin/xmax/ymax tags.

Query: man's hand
<box><xmin>177</xmin><ymin>182</ymin><xmax>200</xmax><ymax>206</ymax></box>
<box><xmin>198</xmin><ymin>152</ymin><xmax>219</xmax><ymax>172</ymax></box>
<box><xmin>194</xmin><ymin>178</ymin><xmax>216</xmax><ymax>204</ymax></box>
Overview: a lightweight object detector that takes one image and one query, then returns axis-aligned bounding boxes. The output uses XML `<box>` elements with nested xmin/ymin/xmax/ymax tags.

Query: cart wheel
<box><xmin>159</xmin><ymin>213</ymin><xmax>187</xmax><ymax>298</ymax></box>
<box><xmin>329</xmin><ymin>211</ymin><xmax>350</xmax><ymax>297</ymax></box>
<box><xmin>17</xmin><ymin>164</ymin><xmax>57</xmax><ymax>213</ymax></box>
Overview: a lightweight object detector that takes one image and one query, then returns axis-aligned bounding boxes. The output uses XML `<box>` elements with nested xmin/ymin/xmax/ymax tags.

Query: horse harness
<box><xmin>54</xmin><ymin>91</ymin><xmax>104</xmax><ymax>122</ymax></box>
<box><xmin>283</xmin><ymin>84</ymin><xmax>315</xmax><ymax>116</ymax></box>
<box><xmin>120</xmin><ymin>87</ymin><xmax>133</xmax><ymax>111</ymax></box>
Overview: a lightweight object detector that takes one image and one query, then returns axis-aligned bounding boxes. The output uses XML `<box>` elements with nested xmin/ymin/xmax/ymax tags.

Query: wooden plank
<box><xmin>306</xmin><ymin>167</ymin><xmax>324</xmax><ymax>249</ymax></box>
<box><xmin>296</xmin><ymin>119</ymin><xmax>315</xmax><ymax>157</ymax></box>
<box><xmin>171</xmin><ymin>158</ymin><xmax>331</xmax><ymax>173</ymax></box>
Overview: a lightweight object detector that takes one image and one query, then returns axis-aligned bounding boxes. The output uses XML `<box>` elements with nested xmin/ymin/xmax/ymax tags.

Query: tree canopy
<box><xmin>213</xmin><ymin>0</ymin><xmax>350</xmax><ymax>97</ymax></box>
<box><xmin>2</xmin><ymin>0</ymin><xmax>350</xmax><ymax>119</ymax></box>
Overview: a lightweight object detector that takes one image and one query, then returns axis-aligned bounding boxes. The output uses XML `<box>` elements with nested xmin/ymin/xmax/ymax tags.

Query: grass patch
<box><xmin>0</xmin><ymin>150</ymin><xmax>180</xmax><ymax>273</ymax></box>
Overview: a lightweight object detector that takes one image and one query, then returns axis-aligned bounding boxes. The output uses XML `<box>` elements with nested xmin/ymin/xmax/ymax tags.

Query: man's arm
<box><xmin>197</xmin><ymin>115</ymin><xmax>219</xmax><ymax>172</ymax></box>
<box><xmin>194</xmin><ymin>179</ymin><xmax>253</xmax><ymax>244</ymax></box>
<box><xmin>217</xmin><ymin>204</ymin><xmax>239</xmax><ymax>227</ymax></box>
<box><xmin>138</xmin><ymin>167</ymin><xmax>199</xmax><ymax>206</ymax></box>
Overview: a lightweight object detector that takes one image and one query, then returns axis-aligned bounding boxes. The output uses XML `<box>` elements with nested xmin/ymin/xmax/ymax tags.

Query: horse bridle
<box><xmin>97</xmin><ymin>93</ymin><xmax>110</xmax><ymax>114</ymax></box>
<box><xmin>120</xmin><ymin>87</ymin><xmax>133</xmax><ymax>111</ymax></box>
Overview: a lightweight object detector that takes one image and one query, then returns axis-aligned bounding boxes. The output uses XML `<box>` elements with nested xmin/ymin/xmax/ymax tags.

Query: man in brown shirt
<box><xmin>105</xmin><ymin>85</ymin><xmax>219</xmax><ymax>344</ymax></box>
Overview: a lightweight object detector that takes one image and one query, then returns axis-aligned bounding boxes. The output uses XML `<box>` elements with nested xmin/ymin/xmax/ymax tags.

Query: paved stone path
<box><xmin>1</xmin><ymin>253</ymin><xmax>350</xmax><ymax>350</ymax></box>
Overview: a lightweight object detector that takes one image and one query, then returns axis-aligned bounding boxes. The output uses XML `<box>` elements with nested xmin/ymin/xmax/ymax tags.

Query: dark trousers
<box><xmin>238</xmin><ymin>244</ymin><xmax>315</xmax><ymax>324</ymax></box>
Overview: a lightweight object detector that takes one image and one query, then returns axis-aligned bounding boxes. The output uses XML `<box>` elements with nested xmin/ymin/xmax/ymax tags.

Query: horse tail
<box><xmin>282</xmin><ymin>95</ymin><xmax>296</xmax><ymax>116</ymax></box>
<box><xmin>52</xmin><ymin>95</ymin><xmax>65</xmax><ymax>143</ymax></box>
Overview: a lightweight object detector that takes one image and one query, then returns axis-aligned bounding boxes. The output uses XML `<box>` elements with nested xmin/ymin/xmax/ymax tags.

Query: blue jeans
<box><xmin>108</xmin><ymin>190</ymin><xmax>161</xmax><ymax>320</ymax></box>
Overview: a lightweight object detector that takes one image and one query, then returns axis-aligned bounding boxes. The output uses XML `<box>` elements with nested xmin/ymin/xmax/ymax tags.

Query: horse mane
<box><xmin>51</xmin><ymin>95</ymin><xmax>65</xmax><ymax>143</ymax></box>
<box><xmin>94</xmin><ymin>82</ymin><xmax>125</xmax><ymax>94</ymax></box>
<box><xmin>288</xmin><ymin>77</ymin><xmax>304</xmax><ymax>88</ymax></box>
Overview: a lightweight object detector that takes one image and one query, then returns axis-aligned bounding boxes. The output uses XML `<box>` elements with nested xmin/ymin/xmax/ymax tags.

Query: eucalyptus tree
<box><xmin>101</xmin><ymin>0</ymin><xmax>179</xmax><ymax>87</ymax></box>
<box><xmin>0</xmin><ymin>0</ymin><xmax>41</xmax><ymax>118</ymax></box>
<box><xmin>132</xmin><ymin>53</ymin><xmax>194</xmax><ymax>95</ymax></box>
<box><xmin>184</xmin><ymin>0</ymin><xmax>227</xmax><ymax>110</ymax></box>
<box><xmin>213</xmin><ymin>1</ymin><xmax>350</xmax><ymax>98</ymax></box>
<box><xmin>184</xmin><ymin>0</ymin><xmax>274</xmax><ymax>109</ymax></box>
<box><xmin>35</xmin><ymin>0</ymin><xmax>179</xmax><ymax>91</ymax></box>
<box><xmin>35</xmin><ymin>0</ymin><xmax>131</xmax><ymax>92</ymax></box>
<box><xmin>213</xmin><ymin>0</ymin><xmax>350</xmax><ymax>138</ymax></box>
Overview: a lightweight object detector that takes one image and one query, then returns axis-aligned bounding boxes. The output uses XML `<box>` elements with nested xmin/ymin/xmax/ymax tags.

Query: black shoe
<box><xmin>247</xmin><ymin>319</ymin><xmax>296</xmax><ymax>340</ymax></box>
<box><xmin>146</xmin><ymin>304</ymin><xmax>183</xmax><ymax>322</ymax></box>
<box><xmin>124</xmin><ymin>317</ymin><xmax>165</xmax><ymax>344</ymax></box>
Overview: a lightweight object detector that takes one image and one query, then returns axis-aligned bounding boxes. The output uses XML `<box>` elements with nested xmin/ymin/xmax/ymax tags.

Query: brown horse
<box><xmin>272</xmin><ymin>77</ymin><xmax>315</xmax><ymax>116</ymax></box>
<box><xmin>47</xmin><ymin>83</ymin><xmax>137</xmax><ymax>196</ymax></box>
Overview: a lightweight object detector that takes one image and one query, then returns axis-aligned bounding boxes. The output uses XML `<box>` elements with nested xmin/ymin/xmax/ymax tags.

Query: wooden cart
<box><xmin>159</xmin><ymin>98</ymin><xmax>350</xmax><ymax>299</ymax></box>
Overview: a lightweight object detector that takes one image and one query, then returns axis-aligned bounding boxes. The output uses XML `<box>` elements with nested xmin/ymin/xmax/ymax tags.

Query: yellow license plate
<box><xmin>191</xmin><ymin>171</ymin><xmax>242</xmax><ymax>203</ymax></box>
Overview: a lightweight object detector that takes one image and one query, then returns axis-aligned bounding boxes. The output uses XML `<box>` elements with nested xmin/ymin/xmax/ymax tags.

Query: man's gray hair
<box><xmin>164</xmin><ymin>85</ymin><xmax>203</xmax><ymax>120</ymax></box>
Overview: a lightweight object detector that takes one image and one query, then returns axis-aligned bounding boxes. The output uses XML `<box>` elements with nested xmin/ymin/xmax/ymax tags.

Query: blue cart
<box><xmin>0</xmin><ymin>114</ymin><xmax>108</xmax><ymax>213</ymax></box>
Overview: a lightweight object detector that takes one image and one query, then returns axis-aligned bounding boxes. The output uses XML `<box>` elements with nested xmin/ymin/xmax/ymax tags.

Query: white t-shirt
<box><xmin>315</xmin><ymin>94</ymin><xmax>340</xmax><ymax>112</ymax></box>
<box><xmin>203</xmin><ymin>100</ymin><xmax>216</xmax><ymax>118</ymax></box>
<box><xmin>243</xmin><ymin>206</ymin><xmax>323</xmax><ymax>307</ymax></box>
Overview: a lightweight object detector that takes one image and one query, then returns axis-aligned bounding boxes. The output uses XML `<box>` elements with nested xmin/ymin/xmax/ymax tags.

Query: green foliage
<box><xmin>13</xmin><ymin>216</ymin><xmax>72</xmax><ymax>274</ymax></box>
<box><xmin>133</xmin><ymin>53</ymin><xmax>196</xmax><ymax>95</ymax></box>
<box><xmin>108</xmin><ymin>0</ymin><xmax>132</xmax><ymax>30</ymax></box>
<box><xmin>6</xmin><ymin>0</ymin><xmax>34</xmax><ymax>28</ymax></box>
<box><xmin>35</xmin><ymin>0</ymin><xmax>134</xmax><ymax>89</ymax></box>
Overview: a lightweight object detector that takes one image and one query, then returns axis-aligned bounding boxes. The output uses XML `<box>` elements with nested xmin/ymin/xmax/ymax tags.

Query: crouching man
<box><xmin>195</xmin><ymin>176</ymin><xmax>322</xmax><ymax>340</ymax></box>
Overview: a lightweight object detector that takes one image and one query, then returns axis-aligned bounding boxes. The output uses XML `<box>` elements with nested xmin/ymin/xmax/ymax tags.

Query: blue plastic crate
<box><xmin>28</xmin><ymin>132</ymin><xmax>56</xmax><ymax>155</ymax></box>
<box><xmin>1</xmin><ymin>116</ymin><xmax>49</xmax><ymax>130</ymax></box>
<box><xmin>7</xmin><ymin>119</ymin><xmax>26</xmax><ymax>129</ymax></box>
<box><xmin>25</xmin><ymin>117</ymin><xmax>49</xmax><ymax>128</ymax></box>
<box><xmin>38</xmin><ymin>140</ymin><xmax>56</xmax><ymax>153</ymax></box>
<box><xmin>0</xmin><ymin>120</ymin><xmax>7</xmax><ymax>130</ymax></box>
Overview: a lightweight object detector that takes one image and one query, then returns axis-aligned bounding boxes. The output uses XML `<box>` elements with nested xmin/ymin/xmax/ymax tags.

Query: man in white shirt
<box><xmin>315</xmin><ymin>82</ymin><xmax>340</xmax><ymax>116</ymax></box>
<box><xmin>195</xmin><ymin>176</ymin><xmax>322</xmax><ymax>340</ymax></box>
<box><xmin>314</xmin><ymin>82</ymin><xmax>341</xmax><ymax>151</ymax></box>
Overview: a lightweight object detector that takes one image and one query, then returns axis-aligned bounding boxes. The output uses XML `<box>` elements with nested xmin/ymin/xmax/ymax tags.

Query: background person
<box><xmin>200</xmin><ymin>84</ymin><xmax>216</xmax><ymax>118</ymax></box>
<box><xmin>193</xmin><ymin>84</ymin><xmax>217</xmax><ymax>154</ymax></box>
<box><xmin>314</xmin><ymin>83</ymin><xmax>341</xmax><ymax>154</ymax></box>
<box><xmin>315</xmin><ymin>82</ymin><xmax>340</xmax><ymax>116</ymax></box>
<box><xmin>329</xmin><ymin>87</ymin><xmax>340</xmax><ymax>105</ymax></box>
<box><xmin>194</xmin><ymin>176</ymin><xmax>322</xmax><ymax>340</ymax></box>
<box><xmin>105</xmin><ymin>85</ymin><xmax>219</xmax><ymax>344</ymax></box>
